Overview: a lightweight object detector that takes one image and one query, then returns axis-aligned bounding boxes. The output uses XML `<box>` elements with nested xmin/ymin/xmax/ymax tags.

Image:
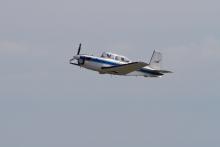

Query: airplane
<box><xmin>69</xmin><ymin>44</ymin><xmax>172</xmax><ymax>77</ymax></box>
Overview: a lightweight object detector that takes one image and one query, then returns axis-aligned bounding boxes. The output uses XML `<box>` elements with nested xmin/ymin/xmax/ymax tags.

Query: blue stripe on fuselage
<box><xmin>91</xmin><ymin>58</ymin><xmax>119</xmax><ymax>66</ymax></box>
<box><xmin>82</xmin><ymin>56</ymin><xmax>119</xmax><ymax>66</ymax></box>
<box><xmin>81</xmin><ymin>56</ymin><xmax>163</xmax><ymax>76</ymax></box>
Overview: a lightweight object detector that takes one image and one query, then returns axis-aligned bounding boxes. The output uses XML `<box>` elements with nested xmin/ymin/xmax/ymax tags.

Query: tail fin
<box><xmin>149</xmin><ymin>50</ymin><xmax>162</xmax><ymax>70</ymax></box>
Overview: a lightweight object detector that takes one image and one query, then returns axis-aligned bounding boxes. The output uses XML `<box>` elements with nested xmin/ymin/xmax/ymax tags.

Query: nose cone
<box><xmin>69</xmin><ymin>55</ymin><xmax>80</xmax><ymax>64</ymax></box>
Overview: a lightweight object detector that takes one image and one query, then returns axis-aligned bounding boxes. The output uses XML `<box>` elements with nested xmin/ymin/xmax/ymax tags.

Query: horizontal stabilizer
<box><xmin>154</xmin><ymin>70</ymin><xmax>173</xmax><ymax>73</ymax></box>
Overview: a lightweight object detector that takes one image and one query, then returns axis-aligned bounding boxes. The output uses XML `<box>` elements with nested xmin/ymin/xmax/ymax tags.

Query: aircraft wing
<box><xmin>101</xmin><ymin>62</ymin><xmax>148</xmax><ymax>75</ymax></box>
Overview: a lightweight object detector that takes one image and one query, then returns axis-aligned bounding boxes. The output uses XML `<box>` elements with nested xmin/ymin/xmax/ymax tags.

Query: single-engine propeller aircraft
<box><xmin>69</xmin><ymin>44</ymin><xmax>172</xmax><ymax>77</ymax></box>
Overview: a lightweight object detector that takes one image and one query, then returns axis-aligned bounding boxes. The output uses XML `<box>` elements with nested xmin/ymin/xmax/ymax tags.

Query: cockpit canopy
<box><xmin>101</xmin><ymin>52</ymin><xmax>131</xmax><ymax>63</ymax></box>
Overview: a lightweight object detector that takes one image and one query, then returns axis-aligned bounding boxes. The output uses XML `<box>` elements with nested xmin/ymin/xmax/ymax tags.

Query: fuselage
<box><xmin>73</xmin><ymin>54</ymin><xmax>163</xmax><ymax>77</ymax></box>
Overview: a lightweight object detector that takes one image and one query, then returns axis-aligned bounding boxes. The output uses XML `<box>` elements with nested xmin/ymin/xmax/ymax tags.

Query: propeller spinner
<box><xmin>69</xmin><ymin>43</ymin><xmax>83</xmax><ymax>65</ymax></box>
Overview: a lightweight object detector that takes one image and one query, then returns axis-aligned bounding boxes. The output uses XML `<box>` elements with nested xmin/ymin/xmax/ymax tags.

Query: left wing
<box><xmin>101</xmin><ymin>62</ymin><xmax>148</xmax><ymax>75</ymax></box>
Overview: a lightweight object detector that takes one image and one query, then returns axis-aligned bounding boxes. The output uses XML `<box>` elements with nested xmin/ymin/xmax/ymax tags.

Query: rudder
<box><xmin>149</xmin><ymin>50</ymin><xmax>162</xmax><ymax>70</ymax></box>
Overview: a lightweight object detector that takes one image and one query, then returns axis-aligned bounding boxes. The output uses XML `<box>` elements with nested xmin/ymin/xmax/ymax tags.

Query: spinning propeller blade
<box><xmin>70</xmin><ymin>43</ymin><xmax>82</xmax><ymax>65</ymax></box>
<box><xmin>77</xmin><ymin>43</ymin><xmax>81</xmax><ymax>55</ymax></box>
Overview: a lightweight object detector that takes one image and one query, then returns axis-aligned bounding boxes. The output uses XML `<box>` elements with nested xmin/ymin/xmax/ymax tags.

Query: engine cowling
<box><xmin>78</xmin><ymin>58</ymin><xmax>85</xmax><ymax>65</ymax></box>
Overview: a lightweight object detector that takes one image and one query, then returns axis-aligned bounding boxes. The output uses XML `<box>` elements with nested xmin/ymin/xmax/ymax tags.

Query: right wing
<box><xmin>101</xmin><ymin>62</ymin><xmax>148</xmax><ymax>75</ymax></box>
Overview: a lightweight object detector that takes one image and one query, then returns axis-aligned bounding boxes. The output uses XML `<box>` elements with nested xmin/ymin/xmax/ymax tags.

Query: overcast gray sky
<box><xmin>0</xmin><ymin>0</ymin><xmax>220</xmax><ymax>147</ymax></box>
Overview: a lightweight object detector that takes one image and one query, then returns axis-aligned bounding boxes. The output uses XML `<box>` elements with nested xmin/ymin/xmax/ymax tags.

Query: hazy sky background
<box><xmin>0</xmin><ymin>0</ymin><xmax>220</xmax><ymax>147</ymax></box>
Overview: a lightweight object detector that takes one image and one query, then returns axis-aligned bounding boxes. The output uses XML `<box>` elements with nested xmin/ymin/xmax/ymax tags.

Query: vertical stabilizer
<box><xmin>149</xmin><ymin>50</ymin><xmax>162</xmax><ymax>70</ymax></box>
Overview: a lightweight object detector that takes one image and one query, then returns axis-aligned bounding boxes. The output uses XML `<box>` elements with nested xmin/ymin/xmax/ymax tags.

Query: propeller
<box><xmin>69</xmin><ymin>43</ymin><xmax>83</xmax><ymax>66</ymax></box>
<box><xmin>77</xmin><ymin>43</ymin><xmax>81</xmax><ymax>55</ymax></box>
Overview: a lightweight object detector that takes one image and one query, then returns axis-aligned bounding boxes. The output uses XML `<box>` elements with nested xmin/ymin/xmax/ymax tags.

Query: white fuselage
<box><xmin>74</xmin><ymin>55</ymin><xmax>163</xmax><ymax>77</ymax></box>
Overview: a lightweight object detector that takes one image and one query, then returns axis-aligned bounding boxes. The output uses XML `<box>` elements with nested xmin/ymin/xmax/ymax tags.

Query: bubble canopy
<box><xmin>101</xmin><ymin>52</ymin><xmax>131</xmax><ymax>63</ymax></box>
